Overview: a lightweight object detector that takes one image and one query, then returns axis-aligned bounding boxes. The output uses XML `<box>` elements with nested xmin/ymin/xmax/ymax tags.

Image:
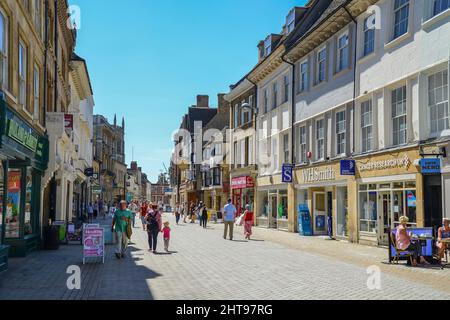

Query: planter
<box><xmin>0</xmin><ymin>245</ymin><xmax>10</xmax><ymax>273</ymax></box>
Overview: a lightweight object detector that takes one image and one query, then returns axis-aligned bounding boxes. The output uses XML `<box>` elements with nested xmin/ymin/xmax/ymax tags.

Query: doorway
<box><xmin>269</xmin><ymin>194</ymin><xmax>277</xmax><ymax>229</ymax></box>
<box><xmin>313</xmin><ymin>192</ymin><xmax>326</xmax><ymax>235</ymax></box>
<box><xmin>424</xmin><ymin>175</ymin><xmax>442</xmax><ymax>230</ymax></box>
<box><xmin>378</xmin><ymin>192</ymin><xmax>391</xmax><ymax>246</ymax></box>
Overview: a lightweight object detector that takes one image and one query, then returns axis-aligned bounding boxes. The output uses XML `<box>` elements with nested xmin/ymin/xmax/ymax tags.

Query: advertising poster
<box><xmin>83</xmin><ymin>227</ymin><xmax>104</xmax><ymax>263</ymax></box>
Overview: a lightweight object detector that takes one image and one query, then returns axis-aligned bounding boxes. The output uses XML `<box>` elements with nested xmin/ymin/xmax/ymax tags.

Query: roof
<box><xmin>187</xmin><ymin>107</ymin><xmax>217</xmax><ymax>132</ymax></box>
<box><xmin>71</xmin><ymin>52</ymin><xmax>94</xmax><ymax>95</ymax></box>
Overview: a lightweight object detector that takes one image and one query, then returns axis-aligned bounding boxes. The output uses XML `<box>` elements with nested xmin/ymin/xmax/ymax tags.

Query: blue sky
<box><xmin>70</xmin><ymin>0</ymin><xmax>304</xmax><ymax>182</ymax></box>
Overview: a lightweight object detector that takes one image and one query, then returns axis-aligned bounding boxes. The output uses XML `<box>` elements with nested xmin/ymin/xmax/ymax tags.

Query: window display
<box><xmin>25</xmin><ymin>168</ymin><xmax>33</xmax><ymax>235</ymax></box>
<box><xmin>6</xmin><ymin>169</ymin><xmax>21</xmax><ymax>238</ymax></box>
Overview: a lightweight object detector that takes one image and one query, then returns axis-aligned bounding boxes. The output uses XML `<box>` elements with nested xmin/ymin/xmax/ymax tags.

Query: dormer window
<box><xmin>264</xmin><ymin>36</ymin><xmax>272</xmax><ymax>57</ymax></box>
<box><xmin>286</xmin><ymin>9</ymin><xmax>296</xmax><ymax>34</ymax></box>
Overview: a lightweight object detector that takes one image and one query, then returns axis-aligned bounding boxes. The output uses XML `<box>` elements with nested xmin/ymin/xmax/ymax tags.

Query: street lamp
<box><xmin>241</xmin><ymin>102</ymin><xmax>258</xmax><ymax>115</ymax></box>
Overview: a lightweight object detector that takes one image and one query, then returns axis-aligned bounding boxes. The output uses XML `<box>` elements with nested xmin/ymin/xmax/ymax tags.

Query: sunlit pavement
<box><xmin>0</xmin><ymin>213</ymin><xmax>449</xmax><ymax>300</ymax></box>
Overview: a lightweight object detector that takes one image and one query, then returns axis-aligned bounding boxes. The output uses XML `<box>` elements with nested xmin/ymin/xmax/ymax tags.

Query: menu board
<box><xmin>82</xmin><ymin>226</ymin><xmax>104</xmax><ymax>264</ymax></box>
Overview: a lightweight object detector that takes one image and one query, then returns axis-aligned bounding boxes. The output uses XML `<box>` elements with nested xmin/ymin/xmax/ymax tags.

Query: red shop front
<box><xmin>231</xmin><ymin>176</ymin><xmax>255</xmax><ymax>216</ymax></box>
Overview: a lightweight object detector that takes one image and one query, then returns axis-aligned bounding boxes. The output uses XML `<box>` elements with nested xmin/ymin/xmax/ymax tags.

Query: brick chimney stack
<box><xmin>217</xmin><ymin>93</ymin><xmax>229</xmax><ymax>114</ymax></box>
<box><xmin>196</xmin><ymin>95</ymin><xmax>209</xmax><ymax>108</ymax></box>
<box><xmin>131</xmin><ymin>161</ymin><xmax>138</xmax><ymax>171</ymax></box>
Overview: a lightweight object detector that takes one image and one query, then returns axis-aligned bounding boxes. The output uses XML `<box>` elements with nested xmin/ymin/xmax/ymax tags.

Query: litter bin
<box><xmin>298</xmin><ymin>205</ymin><xmax>312</xmax><ymax>236</ymax></box>
<box><xmin>43</xmin><ymin>225</ymin><xmax>60</xmax><ymax>250</ymax></box>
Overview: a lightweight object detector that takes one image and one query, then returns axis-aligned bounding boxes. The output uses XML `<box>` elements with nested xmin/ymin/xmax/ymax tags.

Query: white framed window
<box><xmin>299</xmin><ymin>126</ymin><xmax>307</xmax><ymax>164</ymax></box>
<box><xmin>361</xmin><ymin>100</ymin><xmax>373</xmax><ymax>153</ymax></box>
<box><xmin>393</xmin><ymin>0</ymin><xmax>410</xmax><ymax>39</ymax></box>
<box><xmin>19</xmin><ymin>40</ymin><xmax>27</xmax><ymax>108</ymax></box>
<box><xmin>316</xmin><ymin>47</ymin><xmax>327</xmax><ymax>84</ymax></box>
<box><xmin>283</xmin><ymin>133</ymin><xmax>289</xmax><ymax>164</ymax></box>
<box><xmin>0</xmin><ymin>10</ymin><xmax>7</xmax><ymax>89</ymax></box>
<box><xmin>336</xmin><ymin>110</ymin><xmax>346</xmax><ymax>155</ymax></box>
<box><xmin>286</xmin><ymin>9</ymin><xmax>295</xmax><ymax>34</ymax></box>
<box><xmin>337</xmin><ymin>33</ymin><xmax>349</xmax><ymax>72</ymax></box>
<box><xmin>433</xmin><ymin>0</ymin><xmax>450</xmax><ymax>16</ymax></box>
<box><xmin>428</xmin><ymin>70</ymin><xmax>449</xmax><ymax>135</ymax></box>
<box><xmin>234</xmin><ymin>104</ymin><xmax>239</xmax><ymax>128</ymax></box>
<box><xmin>316</xmin><ymin>119</ymin><xmax>325</xmax><ymax>160</ymax></box>
<box><xmin>283</xmin><ymin>75</ymin><xmax>289</xmax><ymax>103</ymax></box>
<box><xmin>299</xmin><ymin>61</ymin><xmax>308</xmax><ymax>92</ymax></box>
<box><xmin>33</xmin><ymin>64</ymin><xmax>40</xmax><ymax>121</ymax></box>
<box><xmin>363</xmin><ymin>14</ymin><xmax>375</xmax><ymax>56</ymax></box>
<box><xmin>392</xmin><ymin>86</ymin><xmax>407</xmax><ymax>146</ymax></box>
<box><xmin>272</xmin><ymin>82</ymin><xmax>278</xmax><ymax>109</ymax></box>
<box><xmin>264</xmin><ymin>36</ymin><xmax>272</xmax><ymax>57</ymax></box>
<box><xmin>264</xmin><ymin>89</ymin><xmax>268</xmax><ymax>113</ymax></box>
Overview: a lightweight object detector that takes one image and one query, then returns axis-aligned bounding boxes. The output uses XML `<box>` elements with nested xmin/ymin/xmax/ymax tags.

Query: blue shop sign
<box><xmin>420</xmin><ymin>158</ymin><xmax>441</xmax><ymax>175</ymax></box>
<box><xmin>340</xmin><ymin>160</ymin><xmax>356</xmax><ymax>176</ymax></box>
<box><xmin>282</xmin><ymin>164</ymin><xmax>294</xmax><ymax>183</ymax></box>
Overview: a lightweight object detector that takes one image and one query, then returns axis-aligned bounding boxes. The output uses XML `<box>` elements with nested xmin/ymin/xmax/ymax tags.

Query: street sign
<box><xmin>84</xmin><ymin>168</ymin><xmax>94</xmax><ymax>177</ymax></box>
<box><xmin>340</xmin><ymin>160</ymin><xmax>356</xmax><ymax>176</ymax></box>
<box><xmin>282</xmin><ymin>164</ymin><xmax>294</xmax><ymax>183</ymax></box>
<box><xmin>420</xmin><ymin>158</ymin><xmax>441</xmax><ymax>175</ymax></box>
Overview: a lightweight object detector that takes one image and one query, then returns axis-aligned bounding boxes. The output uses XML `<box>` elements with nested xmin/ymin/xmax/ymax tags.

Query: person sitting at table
<box><xmin>437</xmin><ymin>218</ymin><xmax>450</xmax><ymax>261</ymax></box>
<box><xmin>396</xmin><ymin>216</ymin><xmax>429</xmax><ymax>267</ymax></box>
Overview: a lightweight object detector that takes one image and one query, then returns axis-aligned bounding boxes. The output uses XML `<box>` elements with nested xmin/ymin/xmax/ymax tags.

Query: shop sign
<box><xmin>231</xmin><ymin>176</ymin><xmax>254</xmax><ymax>189</ymax></box>
<box><xmin>92</xmin><ymin>186</ymin><xmax>102</xmax><ymax>194</ymax></box>
<box><xmin>358</xmin><ymin>155</ymin><xmax>412</xmax><ymax>172</ymax></box>
<box><xmin>302</xmin><ymin>167</ymin><xmax>336</xmax><ymax>183</ymax></box>
<box><xmin>340</xmin><ymin>160</ymin><xmax>356</xmax><ymax>176</ymax></box>
<box><xmin>5</xmin><ymin>108</ymin><xmax>46</xmax><ymax>161</ymax></box>
<box><xmin>64</xmin><ymin>114</ymin><xmax>74</xmax><ymax>130</ymax></box>
<box><xmin>282</xmin><ymin>164</ymin><xmax>294</xmax><ymax>183</ymax></box>
<box><xmin>420</xmin><ymin>158</ymin><xmax>441</xmax><ymax>175</ymax></box>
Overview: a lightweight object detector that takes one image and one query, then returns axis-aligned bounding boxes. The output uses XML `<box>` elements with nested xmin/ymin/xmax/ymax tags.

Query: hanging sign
<box><xmin>420</xmin><ymin>158</ymin><xmax>441</xmax><ymax>175</ymax></box>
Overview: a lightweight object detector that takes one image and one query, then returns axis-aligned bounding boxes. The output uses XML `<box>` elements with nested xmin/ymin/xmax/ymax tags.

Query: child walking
<box><xmin>162</xmin><ymin>221</ymin><xmax>171</xmax><ymax>252</ymax></box>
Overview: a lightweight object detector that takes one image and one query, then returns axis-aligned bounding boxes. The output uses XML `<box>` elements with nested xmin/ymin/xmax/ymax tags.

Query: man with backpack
<box><xmin>146</xmin><ymin>204</ymin><xmax>162</xmax><ymax>254</ymax></box>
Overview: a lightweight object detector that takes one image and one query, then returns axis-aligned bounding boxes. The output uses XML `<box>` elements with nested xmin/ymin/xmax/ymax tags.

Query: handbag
<box><xmin>126</xmin><ymin>218</ymin><xmax>133</xmax><ymax>239</ymax></box>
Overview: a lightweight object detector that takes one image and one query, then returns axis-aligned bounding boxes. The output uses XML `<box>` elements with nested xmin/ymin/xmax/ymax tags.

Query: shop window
<box><xmin>25</xmin><ymin>168</ymin><xmax>33</xmax><ymax>235</ymax></box>
<box><xmin>359</xmin><ymin>191</ymin><xmax>377</xmax><ymax>233</ymax></box>
<box><xmin>260</xmin><ymin>194</ymin><xmax>269</xmax><ymax>217</ymax></box>
<box><xmin>6</xmin><ymin>169</ymin><xmax>22</xmax><ymax>238</ymax></box>
<box><xmin>279</xmin><ymin>191</ymin><xmax>288</xmax><ymax>220</ymax></box>
<box><xmin>337</xmin><ymin>187</ymin><xmax>348</xmax><ymax>237</ymax></box>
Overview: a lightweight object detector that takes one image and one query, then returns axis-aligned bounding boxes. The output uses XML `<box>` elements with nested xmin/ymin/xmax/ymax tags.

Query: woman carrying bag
<box><xmin>146</xmin><ymin>204</ymin><xmax>162</xmax><ymax>254</ymax></box>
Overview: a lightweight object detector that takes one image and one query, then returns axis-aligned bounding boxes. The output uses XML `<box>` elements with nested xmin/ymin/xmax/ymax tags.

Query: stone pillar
<box><xmin>347</xmin><ymin>177</ymin><xmax>358</xmax><ymax>243</ymax></box>
<box><xmin>288</xmin><ymin>182</ymin><xmax>296</xmax><ymax>233</ymax></box>
<box><xmin>416</xmin><ymin>173</ymin><xmax>424</xmax><ymax>227</ymax></box>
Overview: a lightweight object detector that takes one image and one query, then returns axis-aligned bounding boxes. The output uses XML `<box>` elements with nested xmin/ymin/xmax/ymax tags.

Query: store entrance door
<box><xmin>378</xmin><ymin>192</ymin><xmax>391</xmax><ymax>246</ymax></box>
<box><xmin>232</xmin><ymin>190</ymin><xmax>242</xmax><ymax>216</ymax></box>
<box><xmin>313</xmin><ymin>192</ymin><xmax>326</xmax><ymax>235</ymax></box>
<box><xmin>269</xmin><ymin>194</ymin><xmax>277</xmax><ymax>229</ymax></box>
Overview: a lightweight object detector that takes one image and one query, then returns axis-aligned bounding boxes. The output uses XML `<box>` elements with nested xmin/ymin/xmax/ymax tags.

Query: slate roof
<box><xmin>187</xmin><ymin>107</ymin><xmax>218</xmax><ymax>132</ymax></box>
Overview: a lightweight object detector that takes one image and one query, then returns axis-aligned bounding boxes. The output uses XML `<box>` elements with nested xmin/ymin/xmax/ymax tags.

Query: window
<box><xmin>0</xmin><ymin>10</ymin><xmax>7</xmax><ymax>89</ymax></box>
<box><xmin>361</xmin><ymin>100</ymin><xmax>374</xmax><ymax>153</ymax></box>
<box><xmin>19</xmin><ymin>41</ymin><xmax>27</xmax><ymax>108</ymax></box>
<box><xmin>264</xmin><ymin>36</ymin><xmax>272</xmax><ymax>57</ymax></box>
<box><xmin>363</xmin><ymin>14</ymin><xmax>375</xmax><ymax>56</ymax></box>
<box><xmin>428</xmin><ymin>70</ymin><xmax>449</xmax><ymax>134</ymax></box>
<box><xmin>393</xmin><ymin>0</ymin><xmax>409</xmax><ymax>39</ymax></box>
<box><xmin>264</xmin><ymin>89</ymin><xmax>268</xmax><ymax>113</ymax></box>
<box><xmin>337</xmin><ymin>33</ymin><xmax>349</xmax><ymax>72</ymax></box>
<box><xmin>316</xmin><ymin>119</ymin><xmax>325</xmax><ymax>160</ymax></box>
<box><xmin>212</xmin><ymin>168</ymin><xmax>221</xmax><ymax>186</ymax></box>
<box><xmin>286</xmin><ymin>9</ymin><xmax>295</xmax><ymax>34</ymax></box>
<box><xmin>272</xmin><ymin>82</ymin><xmax>278</xmax><ymax>109</ymax></box>
<box><xmin>359</xmin><ymin>190</ymin><xmax>377</xmax><ymax>233</ymax></box>
<box><xmin>283</xmin><ymin>75</ymin><xmax>289</xmax><ymax>103</ymax></box>
<box><xmin>244</xmin><ymin>137</ymin><xmax>249</xmax><ymax>167</ymax></box>
<box><xmin>33</xmin><ymin>64</ymin><xmax>40</xmax><ymax>121</ymax></box>
<box><xmin>283</xmin><ymin>134</ymin><xmax>289</xmax><ymax>164</ymax></box>
<box><xmin>433</xmin><ymin>0</ymin><xmax>450</xmax><ymax>16</ymax></box>
<box><xmin>336</xmin><ymin>110</ymin><xmax>346</xmax><ymax>155</ymax></box>
<box><xmin>234</xmin><ymin>141</ymin><xmax>238</xmax><ymax>168</ymax></box>
<box><xmin>299</xmin><ymin>126</ymin><xmax>307</xmax><ymax>164</ymax></box>
<box><xmin>317</xmin><ymin>48</ymin><xmax>327</xmax><ymax>84</ymax></box>
<box><xmin>234</xmin><ymin>104</ymin><xmax>239</xmax><ymax>128</ymax></box>
<box><xmin>299</xmin><ymin>61</ymin><xmax>308</xmax><ymax>92</ymax></box>
<box><xmin>392</xmin><ymin>86</ymin><xmax>407</xmax><ymax>146</ymax></box>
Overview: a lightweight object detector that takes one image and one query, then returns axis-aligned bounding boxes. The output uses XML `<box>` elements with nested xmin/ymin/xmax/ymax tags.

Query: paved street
<box><xmin>0</xmin><ymin>213</ymin><xmax>449</xmax><ymax>300</ymax></box>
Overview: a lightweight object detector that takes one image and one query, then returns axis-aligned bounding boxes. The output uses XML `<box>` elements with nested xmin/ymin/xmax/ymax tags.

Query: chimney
<box><xmin>217</xmin><ymin>93</ymin><xmax>229</xmax><ymax>114</ymax></box>
<box><xmin>196</xmin><ymin>95</ymin><xmax>209</xmax><ymax>108</ymax></box>
<box><xmin>131</xmin><ymin>161</ymin><xmax>138</xmax><ymax>171</ymax></box>
<box><xmin>257</xmin><ymin>40</ymin><xmax>265</xmax><ymax>61</ymax></box>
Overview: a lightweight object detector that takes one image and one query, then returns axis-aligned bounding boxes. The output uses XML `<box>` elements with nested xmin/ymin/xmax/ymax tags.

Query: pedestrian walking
<box><xmin>201</xmin><ymin>204</ymin><xmax>208</xmax><ymax>229</ymax></box>
<box><xmin>140</xmin><ymin>201</ymin><xmax>149</xmax><ymax>231</ymax></box>
<box><xmin>223</xmin><ymin>199</ymin><xmax>237</xmax><ymax>240</ymax></box>
<box><xmin>128</xmin><ymin>201</ymin><xmax>138</xmax><ymax>227</ymax></box>
<box><xmin>174</xmin><ymin>203</ymin><xmax>181</xmax><ymax>225</ymax></box>
<box><xmin>242</xmin><ymin>205</ymin><xmax>254</xmax><ymax>240</ymax></box>
<box><xmin>98</xmin><ymin>199</ymin><xmax>104</xmax><ymax>219</ymax></box>
<box><xmin>87</xmin><ymin>203</ymin><xmax>94</xmax><ymax>223</ymax></box>
<box><xmin>162</xmin><ymin>221</ymin><xmax>171</xmax><ymax>252</ymax></box>
<box><xmin>182</xmin><ymin>202</ymin><xmax>187</xmax><ymax>223</ymax></box>
<box><xmin>93</xmin><ymin>201</ymin><xmax>99</xmax><ymax>220</ymax></box>
<box><xmin>111</xmin><ymin>200</ymin><xmax>133</xmax><ymax>259</ymax></box>
<box><xmin>197</xmin><ymin>202</ymin><xmax>203</xmax><ymax>227</ymax></box>
<box><xmin>146</xmin><ymin>204</ymin><xmax>162</xmax><ymax>254</ymax></box>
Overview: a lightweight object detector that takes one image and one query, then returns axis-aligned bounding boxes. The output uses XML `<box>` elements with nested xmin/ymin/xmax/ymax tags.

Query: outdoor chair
<box><xmin>390</xmin><ymin>232</ymin><xmax>414</xmax><ymax>265</ymax></box>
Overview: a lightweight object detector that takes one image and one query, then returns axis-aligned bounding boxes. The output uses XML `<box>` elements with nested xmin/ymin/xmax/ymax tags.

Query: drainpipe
<box><xmin>53</xmin><ymin>0</ymin><xmax>58</xmax><ymax>113</ymax></box>
<box><xmin>281</xmin><ymin>55</ymin><xmax>296</xmax><ymax>165</ymax></box>
<box><xmin>343</xmin><ymin>5</ymin><xmax>358</xmax><ymax>154</ymax></box>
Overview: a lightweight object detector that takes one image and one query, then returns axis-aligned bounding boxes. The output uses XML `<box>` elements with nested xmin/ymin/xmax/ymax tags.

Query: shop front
<box><xmin>355</xmin><ymin>150</ymin><xmax>423</xmax><ymax>246</ymax></box>
<box><xmin>295</xmin><ymin>163</ymin><xmax>351</xmax><ymax>239</ymax></box>
<box><xmin>0</xmin><ymin>99</ymin><xmax>49</xmax><ymax>258</ymax></box>
<box><xmin>231</xmin><ymin>175</ymin><xmax>255</xmax><ymax>216</ymax></box>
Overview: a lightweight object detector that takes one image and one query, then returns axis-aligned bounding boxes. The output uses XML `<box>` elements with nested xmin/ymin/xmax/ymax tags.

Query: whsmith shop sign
<box><xmin>0</xmin><ymin>99</ymin><xmax>49</xmax><ymax>170</ymax></box>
